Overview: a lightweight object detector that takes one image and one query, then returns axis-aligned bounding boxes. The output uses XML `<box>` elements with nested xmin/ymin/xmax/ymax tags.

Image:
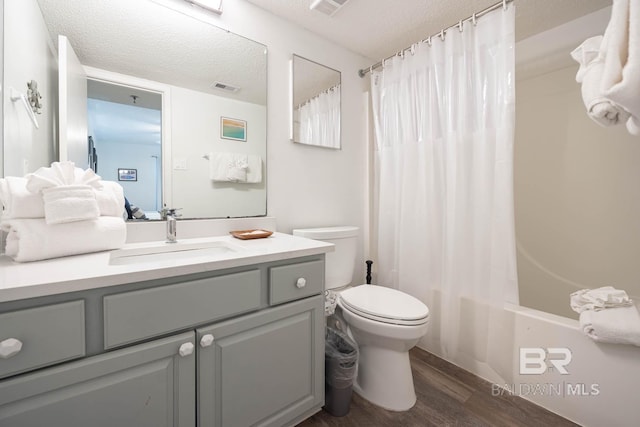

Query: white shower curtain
<box><xmin>298</xmin><ymin>85</ymin><xmax>341</xmax><ymax>148</ymax></box>
<box><xmin>371</xmin><ymin>6</ymin><xmax>518</xmax><ymax>375</ymax></box>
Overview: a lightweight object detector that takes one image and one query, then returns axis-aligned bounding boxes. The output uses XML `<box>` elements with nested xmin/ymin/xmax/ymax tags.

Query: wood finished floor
<box><xmin>298</xmin><ymin>347</ymin><xmax>579</xmax><ymax>427</ymax></box>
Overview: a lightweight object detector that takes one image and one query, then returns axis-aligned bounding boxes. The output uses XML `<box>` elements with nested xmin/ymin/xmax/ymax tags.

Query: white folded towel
<box><xmin>26</xmin><ymin>161</ymin><xmax>102</xmax><ymax>193</ymax></box>
<box><xmin>0</xmin><ymin>176</ymin><xmax>45</xmax><ymax>219</ymax></box>
<box><xmin>570</xmin><ymin>36</ymin><xmax>631</xmax><ymax>127</ymax></box>
<box><xmin>600</xmin><ymin>0</ymin><xmax>640</xmax><ymax>135</ymax></box>
<box><xmin>0</xmin><ymin>176</ymin><xmax>124</xmax><ymax>220</ymax></box>
<box><xmin>570</xmin><ymin>286</ymin><xmax>633</xmax><ymax>313</ymax></box>
<box><xmin>246</xmin><ymin>155</ymin><xmax>263</xmax><ymax>184</ymax></box>
<box><xmin>2</xmin><ymin>217</ymin><xmax>126</xmax><ymax>262</ymax></box>
<box><xmin>227</xmin><ymin>156</ymin><xmax>249</xmax><ymax>182</ymax></box>
<box><xmin>580</xmin><ymin>305</ymin><xmax>640</xmax><ymax>346</ymax></box>
<box><xmin>42</xmin><ymin>185</ymin><xmax>100</xmax><ymax>224</ymax></box>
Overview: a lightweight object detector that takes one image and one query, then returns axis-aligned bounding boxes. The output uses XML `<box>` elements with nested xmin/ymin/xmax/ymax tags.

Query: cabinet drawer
<box><xmin>269</xmin><ymin>260</ymin><xmax>324</xmax><ymax>305</ymax></box>
<box><xmin>104</xmin><ymin>269</ymin><xmax>261</xmax><ymax>349</ymax></box>
<box><xmin>0</xmin><ymin>301</ymin><xmax>85</xmax><ymax>379</ymax></box>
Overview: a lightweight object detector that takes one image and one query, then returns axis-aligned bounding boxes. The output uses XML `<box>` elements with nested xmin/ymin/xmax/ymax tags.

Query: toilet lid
<box><xmin>339</xmin><ymin>285</ymin><xmax>429</xmax><ymax>325</ymax></box>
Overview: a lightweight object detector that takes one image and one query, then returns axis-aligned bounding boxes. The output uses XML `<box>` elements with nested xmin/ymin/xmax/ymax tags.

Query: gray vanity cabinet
<box><xmin>0</xmin><ymin>331</ymin><xmax>196</xmax><ymax>427</ymax></box>
<box><xmin>198</xmin><ymin>296</ymin><xmax>324</xmax><ymax>427</ymax></box>
<box><xmin>0</xmin><ymin>255</ymin><xmax>325</xmax><ymax>427</ymax></box>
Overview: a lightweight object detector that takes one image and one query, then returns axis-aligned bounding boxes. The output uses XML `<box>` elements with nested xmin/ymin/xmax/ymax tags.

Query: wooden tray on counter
<box><xmin>229</xmin><ymin>229</ymin><xmax>274</xmax><ymax>240</ymax></box>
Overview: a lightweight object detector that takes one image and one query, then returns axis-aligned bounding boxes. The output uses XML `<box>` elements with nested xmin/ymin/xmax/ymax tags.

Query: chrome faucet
<box><xmin>164</xmin><ymin>208</ymin><xmax>180</xmax><ymax>243</ymax></box>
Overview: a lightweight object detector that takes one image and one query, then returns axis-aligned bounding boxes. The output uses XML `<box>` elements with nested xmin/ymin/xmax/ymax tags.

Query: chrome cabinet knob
<box><xmin>0</xmin><ymin>338</ymin><xmax>23</xmax><ymax>359</ymax></box>
<box><xmin>178</xmin><ymin>342</ymin><xmax>195</xmax><ymax>357</ymax></box>
<box><xmin>296</xmin><ymin>278</ymin><xmax>307</xmax><ymax>289</ymax></box>
<box><xmin>200</xmin><ymin>334</ymin><xmax>215</xmax><ymax>348</ymax></box>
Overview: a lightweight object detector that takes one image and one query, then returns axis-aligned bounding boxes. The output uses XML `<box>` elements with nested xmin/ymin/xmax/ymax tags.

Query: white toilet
<box><xmin>292</xmin><ymin>226</ymin><xmax>430</xmax><ymax>412</ymax></box>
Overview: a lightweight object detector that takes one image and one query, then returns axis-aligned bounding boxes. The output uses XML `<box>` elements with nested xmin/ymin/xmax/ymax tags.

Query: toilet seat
<box><xmin>339</xmin><ymin>285</ymin><xmax>429</xmax><ymax>326</ymax></box>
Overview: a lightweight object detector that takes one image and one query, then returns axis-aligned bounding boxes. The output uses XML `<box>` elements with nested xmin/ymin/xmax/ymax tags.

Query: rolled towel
<box><xmin>570</xmin><ymin>36</ymin><xmax>631</xmax><ymax>127</ymax></box>
<box><xmin>95</xmin><ymin>181</ymin><xmax>125</xmax><ymax>218</ymax></box>
<box><xmin>3</xmin><ymin>217</ymin><xmax>126</xmax><ymax>262</ymax></box>
<box><xmin>42</xmin><ymin>185</ymin><xmax>100</xmax><ymax>224</ymax></box>
<box><xmin>0</xmin><ymin>176</ymin><xmax>45</xmax><ymax>219</ymax></box>
<box><xmin>570</xmin><ymin>286</ymin><xmax>633</xmax><ymax>313</ymax></box>
<box><xmin>580</xmin><ymin>305</ymin><xmax>640</xmax><ymax>346</ymax></box>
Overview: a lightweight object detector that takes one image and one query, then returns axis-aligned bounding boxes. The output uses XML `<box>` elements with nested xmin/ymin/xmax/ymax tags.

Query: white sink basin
<box><xmin>109</xmin><ymin>240</ymin><xmax>242</xmax><ymax>265</ymax></box>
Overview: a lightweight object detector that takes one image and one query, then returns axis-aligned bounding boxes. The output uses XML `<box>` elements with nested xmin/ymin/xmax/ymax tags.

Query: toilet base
<box><xmin>352</xmin><ymin>345</ymin><xmax>417</xmax><ymax>412</ymax></box>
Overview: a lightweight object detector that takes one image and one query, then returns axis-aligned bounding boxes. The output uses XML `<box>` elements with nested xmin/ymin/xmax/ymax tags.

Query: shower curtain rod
<box><xmin>357</xmin><ymin>0</ymin><xmax>515</xmax><ymax>78</ymax></box>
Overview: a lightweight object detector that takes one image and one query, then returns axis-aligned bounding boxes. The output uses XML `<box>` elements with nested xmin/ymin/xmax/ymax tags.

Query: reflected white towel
<box><xmin>570</xmin><ymin>286</ymin><xmax>633</xmax><ymax>313</ymax></box>
<box><xmin>0</xmin><ymin>177</ymin><xmax>45</xmax><ymax>219</ymax></box>
<box><xmin>3</xmin><ymin>217</ymin><xmax>126</xmax><ymax>262</ymax></box>
<box><xmin>246</xmin><ymin>155</ymin><xmax>262</xmax><ymax>184</ymax></box>
<box><xmin>580</xmin><ymin>305</ymin><xmax>640</xmax><ymax>346</ymax></box>
<box><xmin>600</xmin><ymin>0</ymin><xmax>640</xmax><ymax>135</ymax></box>
<box><xmin>208</xmin><ymin>153</ymin><xmax>256</xmax><ymax>183</ymax></box>
<box><xmin>42</xmin><ymin>185</ymin><xmax>100</xmax><ymax>224</ymax></box>
<box><xmin>571</xmin><ymin>36</ymin><xmax>631</xmax><ymax>127</ymax></box>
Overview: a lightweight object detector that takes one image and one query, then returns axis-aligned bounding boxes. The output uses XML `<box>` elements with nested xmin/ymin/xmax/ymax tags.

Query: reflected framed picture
<box><xmin>118</xmin><ymin>168</ymin><xmax>137</xmax><ymax>181</ymax></box>
<box><xmin>221</xmin><ymin>117</ymin><xmax>247</xmax><ymax>141</ymax></box>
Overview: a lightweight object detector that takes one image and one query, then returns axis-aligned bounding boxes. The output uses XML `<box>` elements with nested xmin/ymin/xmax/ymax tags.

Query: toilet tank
<box><xmin>292</xmin><ymin>226</ymin><xmax>358</xmax><ymax>290</ymax></box>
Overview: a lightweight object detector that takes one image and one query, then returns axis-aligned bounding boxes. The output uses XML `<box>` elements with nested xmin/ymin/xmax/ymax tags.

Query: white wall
<box><xmin>171</xmin><ymin>86</ymin><xmax>266</xmax><ymax>218</ymax></box>
<box><xmin>3</xmin><ymin>0</ymin><xmax>57</xmax><ymax>176</ymax></box>
<box><xmin>194</xmin><ymin>0</ymin><xmax>372</xmax><ymax>282</ymax></box>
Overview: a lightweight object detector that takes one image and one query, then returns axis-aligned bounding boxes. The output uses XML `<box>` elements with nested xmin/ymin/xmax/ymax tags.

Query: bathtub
<box><xmin>418</xmin><ymin>300</ymin><xmax>640</xmax><ymax>427</ymax></box>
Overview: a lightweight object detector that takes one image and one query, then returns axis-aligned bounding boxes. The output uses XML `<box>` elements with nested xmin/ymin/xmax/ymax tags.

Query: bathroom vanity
<box><xmin>0</xmin><ymin>233</ymin><xmax>332</xmax><ymax>427</ymax></box>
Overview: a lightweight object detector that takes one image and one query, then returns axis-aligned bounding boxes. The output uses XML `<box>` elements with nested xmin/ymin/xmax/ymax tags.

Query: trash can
<box><xmin>324</xmin><ymin>326</ymin><xmax>359</xmax><ymax>417</ymax></box>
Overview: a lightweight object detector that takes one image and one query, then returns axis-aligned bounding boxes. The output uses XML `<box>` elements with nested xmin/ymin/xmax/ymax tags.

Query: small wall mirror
<box><xmin>290</xmin><ymin>55</ymin><xmax>341</xmax><ymax>149</ymax></box>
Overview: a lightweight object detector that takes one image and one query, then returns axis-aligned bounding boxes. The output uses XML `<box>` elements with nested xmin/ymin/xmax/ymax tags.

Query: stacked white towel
<box><xmin>580</xmin><ymin>305</ymin><xmax>640</xmax><ymax>347</ymax></box>
<box><xmin>207</xmin><ymin>152</ymin><xmax>263</xmax><ymax>183</ymax></box>
<box><xmin>570</xmin><ymin>286</ymin><xmax>633</xmax><ymax>313</ymax></box>
<box><xmin>0</xmin><ymin>161</ymin><xmax>127</xmax><ymax>262</ymax></box>
<box><xmin>571</xmin><ymin>0</ymin><xmax>640</xmax><ymax>135</ymax></box>
<box><xmin>2</xmin><ymin>217</ymin><xmax>126</xmax><ymax>262</ymax></box>
<box><xmin>570</xmin><ymin>286</ymin><xmax>640</xmax><ymax>347</ymax></box>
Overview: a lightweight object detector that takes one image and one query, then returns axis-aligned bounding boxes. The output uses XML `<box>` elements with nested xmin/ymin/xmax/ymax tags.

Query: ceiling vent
<box><xmin>211</xmin><ymin>81</ymin><xmax>240</xmax><ymax>93</ymax></box>
<box><xmin>310</xmin><ymin>0</ymin><xmax>349</xmax><ymax>16</ymax></box>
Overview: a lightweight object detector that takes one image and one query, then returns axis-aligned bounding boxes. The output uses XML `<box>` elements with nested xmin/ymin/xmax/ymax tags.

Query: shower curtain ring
<box><xmin>503</xmin><ymin>0</ymin><xmax>507</xmax><ymax>10</ymax></box>
<box><xmin>458</xmin><ymin>20</ymin><xmax>463</xmax><ymax>32</ymax></box>
<box><xmin>439</xmin><ymin>29</ymin><xmax>445</xmax><ymax>41</ymax></box>
<box><xmin>472</xmin><ymin>12</ymin><xmax>477</xmax><ymax>26</ymax></box>
<box><xmin>427</xmin><ymin>36</ymin><xmax>432</xmax><ymax>46</ymax></box>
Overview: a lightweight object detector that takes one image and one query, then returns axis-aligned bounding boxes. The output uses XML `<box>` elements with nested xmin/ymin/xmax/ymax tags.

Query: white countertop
<box><xmin>0</xmin><ymin>233</ymin><xmax>333</xmax><ymax>303</ymax></box>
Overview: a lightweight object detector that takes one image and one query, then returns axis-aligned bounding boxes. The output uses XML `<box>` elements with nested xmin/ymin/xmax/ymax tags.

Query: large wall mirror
<box><xmin>5</xmin><ymin>0</ymin><xmax>267</xmax><ymax>220</ymax></box>
<box><xmin>290</xmin><ymin>55</ymin><xmax>341</xmax><ymax>149</ymax></box>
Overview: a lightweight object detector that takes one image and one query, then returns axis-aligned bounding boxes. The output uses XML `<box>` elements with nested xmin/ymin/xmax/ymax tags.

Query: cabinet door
<box><xmin>198</xmin><ymin>296</ymin><xmax>324</xmax><ymax>427</ymax></box>
<box><xmin>0</xmin><ymin>331</ymin><xmax>196</xmax><ymax>427</ymax></box>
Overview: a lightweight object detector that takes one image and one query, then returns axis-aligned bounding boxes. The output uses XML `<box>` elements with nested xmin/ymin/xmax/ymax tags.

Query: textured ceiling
<box><xmin>36</xmin><ymin>0</ymin><xmax>267</xmax><ymax>105</ymax></box>
<box><xmin>245</xmin><ymin>0</ymin><xmax>612</xmax><ymax>62</ymax></box>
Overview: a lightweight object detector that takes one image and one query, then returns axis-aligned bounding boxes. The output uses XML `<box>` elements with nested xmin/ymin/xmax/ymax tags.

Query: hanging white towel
<box><xmin>207</xmin><ymin>152</ymin><xmax>258</xmax><ymax>183</ymax></box>
<box><xmin>2</xmin><ymin>217</ymin><xmax>126</xmax><ymax>262</ymax></box>
<box><xmin>0</xmin><ymin>176</ymin><xmax>45</xmax><ymax>219</ymax></box>
<box><xmin>570</xmin><ymin>286</ymin><xmax>633</xmax><ymax>313</ymax></box>
<box><xmin>246</xmin><ymin>155</ymin><xmax>262</xmax><ymax>184</ymax></box>
<box><xmin>571</xmin><ymin>36</ymin><xmax>631</xmax><ymax>127</ymax></box>
<box><xmin>600</xmin><ymin>0</ymin><xmax>640</xmax><ymax>135</ymax></box>
<box><xmin>580</xmin><ymin>305</ymin><xmax>640</xmax><ymax>346</ymax></box>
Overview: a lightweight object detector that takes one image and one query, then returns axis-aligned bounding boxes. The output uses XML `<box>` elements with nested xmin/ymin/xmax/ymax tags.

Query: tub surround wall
<box><xmin>515</xmin><ymin>55</ymin><xmax>640</xmax><ymax>320</ymax></box>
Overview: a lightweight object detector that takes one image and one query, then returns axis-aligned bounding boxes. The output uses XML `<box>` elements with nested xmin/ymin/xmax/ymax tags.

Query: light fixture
<box><xmin>184</xmin><ymin>0</ymin><xmax>222</xmax><ymax>15</ymax></box>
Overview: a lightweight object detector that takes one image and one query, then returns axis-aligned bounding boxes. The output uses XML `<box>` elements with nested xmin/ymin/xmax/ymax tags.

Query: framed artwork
<box><xmin>118</xmin><ymin>168</ymin><xmax>137</xmax><ymax>181</ymax></box>
<box><xmin>221</xmin><ymin>117</ymin><xmax>247</xmax><ymax>141</ymax></box>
